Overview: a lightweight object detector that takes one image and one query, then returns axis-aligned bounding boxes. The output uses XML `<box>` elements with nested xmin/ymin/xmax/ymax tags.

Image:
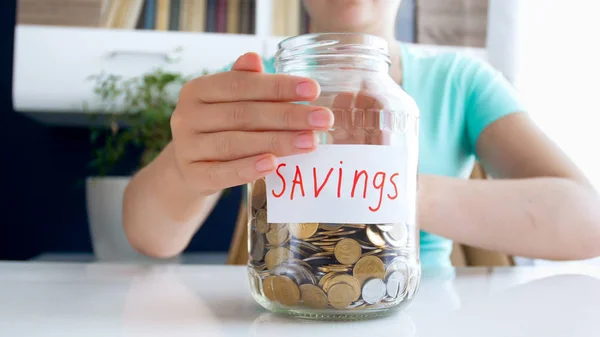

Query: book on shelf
<box><xmin>415</xmin><ymin>0</ymin><xmax>489</xmax><ymax>47</ymax></box>
<box><xmin>16</xmin><ymin>0</ymin><xmax>312</xmax><ymax>36</ymax></box>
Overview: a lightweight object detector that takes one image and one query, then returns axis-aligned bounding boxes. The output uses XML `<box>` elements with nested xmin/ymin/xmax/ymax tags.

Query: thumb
<box><xmin>231</xmin><ymin>52</ymin><xmax>264</xmax><ymax>73</ymax></box>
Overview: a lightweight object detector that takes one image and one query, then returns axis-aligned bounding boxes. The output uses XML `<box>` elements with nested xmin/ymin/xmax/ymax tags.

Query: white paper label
<box><xmin>265</xmin><ymin>144</ymin><xmax>413</xmax><ymax>224</ymax></box>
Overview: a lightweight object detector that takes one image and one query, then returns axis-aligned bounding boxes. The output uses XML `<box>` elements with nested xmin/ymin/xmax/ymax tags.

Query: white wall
<box><xmin>488</xmin><ymin>0</ymin><xmax>600</xmax><ymax>266</ymax></box>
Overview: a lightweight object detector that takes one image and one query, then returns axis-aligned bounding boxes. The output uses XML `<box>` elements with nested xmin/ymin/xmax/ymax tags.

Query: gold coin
<box><xmin>353</xmin><ymin>256</ymin><xmax>386</xmax><ymax>284</ymax></box>
<box><xmin>334</xmin><ymin>238</ymin><xmax>362</xmax><ymax>265</ymax></box>
<box><xmin>344</xmin><ymin>224</ymin><xmax>367</xmax><ymax>229</ymax></box>
<box><xmin>311</xmin><ymin>251</ymin><xmax>335</xmax><ymax>257</ymax></box>
<box><xmin>319</xmin><ymin>272</ymin><xmax>338</xmax><ymax>289</ymax></box>
<box><xmin>329</xmin><ymin>274</ymin><xmax>362</xmax><ymax>301</ymax></box>
<box><xmin>320</xmin><ymin>237</ymin><xmax>344</xmax><ymax>243</ymax></box>
<box><xmin>265</xmin><ymin>224</ymin><xmax>289</xmax><ymax>246</ymax></box>
<box><xmin>262</xmin><ymin>275</ymin><xmax>278</xmax><ymax>302</ymax></box>
<box><xmin>366</xmin><ymin>226</ymin><xmax>386</xmax><ymax>247</ymax></box>
<box><xmin>289</xmin><ymin>223</ymin><xmax>319</xmax><ymax>239</ymax></box>
<box><xmin>326</xmin><ymin>230</ymin><xmax>359</xmax><ymax>237</ymax></box>
<box><xmin>319</xmin><ymin>223</ymin><xmax>342</xmax><ymax>231</ymax></box>
<box><xmin>362</xmin><ymin>248</ymin><xmax>383</xmax><ymax>257</ymax></box>
<box><xmin>312</xmin><ymin>241</ymin><xmax>337</xmax><ymax>247</ymax></box>
<box><xmin>327</xmin><ymin>283</ymin><xmax>355</xmax><ymax>309</ymax></box>
<box><xmin>319</xmin><ymin>228</ymin><xmax>344</xmax><ymax>236</ymax></box>
<box><xmin>251</xmin><ymin>179</ymin><xmax>266</xmax><ymax>210</ymax></box>
<box><xmin>254</xmin><ymin>209</ymin><xmax>269</xmax><ymax>234</ymax></box>
<box><xmin>318</xmin><ymin>265</ymin><xmax>352</xmax><ymax>273</ymax></box>
<box><xmin>273</xmin><ymin>275</ymin><xmax>300</xmax><ymax>306</ymax></box>
<box><xmin>304</xmin><ymin>235</ymin><xmax>327</xmax><ymax>242</ymax></box>
<box><xmin>299</xmin><ymin>284</ymin><xmax>328</xmax><ymax>309</ymax></box>
<box><xmin>265</xmin><ymin>247</ymin><xmax>292</xmax><ymax>270</ymax></box>
<box><xmin>250</xmin><ymin>231</ymin><xmax>265</xmax><ymax>261</ymax></box>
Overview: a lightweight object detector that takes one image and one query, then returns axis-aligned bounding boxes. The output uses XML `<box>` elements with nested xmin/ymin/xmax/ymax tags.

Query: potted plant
<box><xmin>86</xmin><ymin>66</ymin><xmax>203</xmax><ymax>263</ymax></box>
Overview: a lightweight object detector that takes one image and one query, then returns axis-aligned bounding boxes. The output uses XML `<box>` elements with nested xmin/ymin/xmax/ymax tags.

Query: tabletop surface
<box><xmin>1</xmin><ymin>262</ymin><xmax>599</xmax><ymax>337</ymax></box>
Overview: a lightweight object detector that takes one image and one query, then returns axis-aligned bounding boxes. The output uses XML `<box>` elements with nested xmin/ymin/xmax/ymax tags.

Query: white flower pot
<box><xmin>85</xmin><ymin>176</ymin><xmax>179</xmax><ymax>263</ymax></box>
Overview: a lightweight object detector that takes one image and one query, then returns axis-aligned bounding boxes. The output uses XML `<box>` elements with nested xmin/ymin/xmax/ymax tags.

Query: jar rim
<box><xmin>277</xmin><ymin>33</ymin><xmax>389</xmax><ymax>54</ymax></box>
<box><xmin>276</xmin><ymin>33</ymin><xmax>391</xmax><ymax>68</ymax></box>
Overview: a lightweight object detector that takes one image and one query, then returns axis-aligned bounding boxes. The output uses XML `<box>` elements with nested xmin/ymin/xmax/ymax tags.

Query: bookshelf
<box><xmin>15</xmin><ymin>0</ymin><xmax>308</xmax><ymax>38</ymax></box>
<box><xmin>12</xmin><ymin>0</ymin><xmax>490</xmax><ymax>126</ymax></box>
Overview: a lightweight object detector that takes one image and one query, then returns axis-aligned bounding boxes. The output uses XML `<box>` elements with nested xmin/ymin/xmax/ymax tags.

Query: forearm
<box><xmin>419</xmin><ymin>175</ymin><xmax>600</xmax><ymax>260</ymax></box>
<box><xmin>122</xmin><ymin>142</ymin><xmax>222</xmax><ymax>258</ymax></box>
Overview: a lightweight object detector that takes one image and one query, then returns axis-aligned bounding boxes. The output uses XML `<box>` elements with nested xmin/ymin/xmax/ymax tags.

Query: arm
<box><xmin>419</xmin><ymin>112</ymin><xmax>600</xmax><ymax>260</ymax></box>
<box><xmin>418</xmin><ymin>56</ymin><xmax>600</xmax><ymax>261</ymax></box>
<box><xmin>122</xmin><ymin>53</ymin><xmax>328</xmax><ymax>258</ymax></box>
<box><xmin>122</xmin><ymin>142</ymin><xmax>222</xmax><ymax>258</ymax></box>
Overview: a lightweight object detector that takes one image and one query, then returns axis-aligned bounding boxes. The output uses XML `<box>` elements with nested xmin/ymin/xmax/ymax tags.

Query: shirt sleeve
<box><xmin>462</xmin><ymin>57</ymin><xmax>528</xmax><ymax>154</ymax></box>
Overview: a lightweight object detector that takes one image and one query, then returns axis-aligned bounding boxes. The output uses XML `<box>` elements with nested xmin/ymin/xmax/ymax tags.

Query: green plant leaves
<box><xmin>87</xmin><ymin>65</ymin><xmax>201</xmax><ymax>176</ymax></box>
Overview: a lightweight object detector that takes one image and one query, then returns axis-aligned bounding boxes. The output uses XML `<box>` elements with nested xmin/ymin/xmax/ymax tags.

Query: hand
<box><xmin>169</xmin><ymin>52</ymin><xmax>334</xmax><ymax>196</ymax></box>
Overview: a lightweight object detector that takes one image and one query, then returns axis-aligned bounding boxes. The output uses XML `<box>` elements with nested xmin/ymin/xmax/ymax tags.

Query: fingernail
<box><xmin>255</xmin><ymin>157</ymin><xmax>275</xmax><ymax>172</ymax></box>
<box><xmin>296</xmin><ymin>81</ymin><xmax>318</xmax><ymax>98</ymax></box>
<box><xmin>295</xmin><ymin>132</ymin><xmax>317</xmax><ymax>149</ymax></box>
<box><xmin>308</xmin><ymin>108</ymin><xmax>333</xmax><ymax>128</ymax></box>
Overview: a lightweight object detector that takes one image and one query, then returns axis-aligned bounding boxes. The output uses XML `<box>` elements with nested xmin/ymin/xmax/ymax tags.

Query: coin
<box><xmin>319</xmin><ymin>223</ymin><xmax>342</xmax><ymax>231</ymax></box>
<box><xmin>255</xmin><ymin>209</ymin><xmax>269</xmax><ymax>234</ymax></box>
<box><xmin>265</xmin><ymin>224</ymin><xmax>289</xmax><ymax>246</ymax></box>
<box><xmin>299</xmin><ymin>284</ymin><xmax>328</xmax><ymax>309</ymax></box>
<box><xmin>252</xmin><ymin>222</ymin><xmax>417</xmax><ymax>311</ymax></box>
<box><xmin>265</xmin><ymin>247</ymin><xmax>292</xmax><ymax>270</ymax></box>
<box><xmin>273</xmin><ymin>261</ymin><xmax>317</xmax><ymax>285</ymax></box>
<box><xmin>334</xmin><ymin>238</ymin><xmax>362</xmax><ymax>265</ymax></box>
<box><xmin>362</xmin><ymin>248</ymin><xmax>383</xmax><ymax>257</ymax></box>
<box><xmin>250</xmin><ymin>231</ymin><xmax>265</xmax><ymax>261</ymax></box>
<box><xmin>252</xmin><ymin>178</ymin><xmax>267</xmax><ymax>210</ymax></box>
<box><xmin>362</xmin><ymin>278</ymin><xmax>386</xmax><ymax>304</ymax></box>
<box><xmin>318</xmin><ymin>272</ymin><xmax>338</xmax><ymax>289</ymax></box>
<box><xmin>327</xmin><ymin>283</ymin><xmax>355</xmax><ymax>309</ymax></box>
<box><xmin>318</xmin><ymin>264</ymin><xmax>352</xmax><ymax>274</ymax></box>
<box><xmin>262</xmin><ymin>275</ymin><xmax>278</xmax><ymax>302</ymax></box>
<box><xmin>353</xmin><ymin>256</ymin><xmax>386</xmax><ymax>284</ymax></box>
<box><xmin>385</xmin><ymin>271</ymin><xmax>407</xmax><ymax>299</ymax></box>
<box><xmin>273</xmin><ymin>275</ymin><xmax>300</xmax><ymax>306</ymax></box>
<box><xmin>329</xmin><ymin>274</ymin><xmax>361</xmax><ymax>301</ymax></box>
<box><xmin>407</xmin><ymin>273</ymin><xmax>420</xmax><ymax>297</ymax></box>
<box><xmin>289</xmin><ymin>223</ymin><xmax>319</xmax><ymax>239</ymax></box>
<box><xmin>383</xmin><ymin>224</ymin><xmax>408</xmax><ymax>248</ymax></box>
<box><xmin>376</xmin><ymin>223</ymin><xmax>395</xmax><ymax>232</ymax></box>
<box><xmin>366</xmin><ymin>226</ymin><xmax>386</xmax><ymax>247</ymax></box>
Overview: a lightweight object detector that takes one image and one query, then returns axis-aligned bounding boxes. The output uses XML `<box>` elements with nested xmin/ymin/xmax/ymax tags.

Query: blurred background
<box><xmin>2</xmin><ymin>0</ymin><xmax>599</xmax><ymax>265</ymax></box>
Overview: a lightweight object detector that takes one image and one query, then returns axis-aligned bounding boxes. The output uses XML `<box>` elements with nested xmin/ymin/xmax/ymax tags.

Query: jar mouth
<box><xmin>276</xmin><ymin>33</ymin><xmax>391</xmax><ymax>66</ymax></box>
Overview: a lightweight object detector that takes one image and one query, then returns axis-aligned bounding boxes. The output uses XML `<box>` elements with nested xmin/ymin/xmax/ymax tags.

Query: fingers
<box><xmin>185</xmin><ymin>154</ymin><xmax>279</xmax><ymax>193</ymax></box>
<box><xmin>184</xmin><ymin>131</ymin><xmax>318</xmax><ymax>162</ymax></box>
<box><xmin>182</xmin><ymin>71</ymin><xmax>320</xmax><ymax>104</ymax></box>
<box><xmin>329</xmin><ymin>91</ymin><xmax>385</xmax><ymax>145</ymax></box>
<box><xmin>231</xmin><ymin>52</ymin><xmax>264</xmax><ymax>73</ymax></box>
<box><xmin>186</xmin><ymin>102</ymin><xmax>333</xmax><ymax>132</ymax></box>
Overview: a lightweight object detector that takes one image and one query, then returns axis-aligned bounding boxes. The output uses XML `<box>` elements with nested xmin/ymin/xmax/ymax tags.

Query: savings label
<box><xmin>265</xmin><ymin>144</ymin><xmax>414</xmax><ymax>224</ymax></box>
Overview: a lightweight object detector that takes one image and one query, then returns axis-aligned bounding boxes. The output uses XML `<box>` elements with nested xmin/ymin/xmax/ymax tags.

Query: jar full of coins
<box><xmin>247</xmin><ymin>33</ymin><xmax>421</xmax><ymax>320</ymax></box>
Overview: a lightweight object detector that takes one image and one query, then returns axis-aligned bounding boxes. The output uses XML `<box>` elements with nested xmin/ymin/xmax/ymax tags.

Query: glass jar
<box><xmin>246</xmin><ymin>33</ymin><xmax>421</xmax><ymax>320</ymax></box>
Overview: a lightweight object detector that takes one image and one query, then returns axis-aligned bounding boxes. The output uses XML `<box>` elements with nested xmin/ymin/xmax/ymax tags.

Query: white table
<box><xmin>1</xmin><ymin>262</ymin><xmax>599</xmax><ymax>337</ymax></box>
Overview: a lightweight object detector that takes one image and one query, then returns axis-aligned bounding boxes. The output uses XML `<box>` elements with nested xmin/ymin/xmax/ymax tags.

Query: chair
<box><xmin>227</xmin><ymin>162</ymin><xmax>515</xmax><ymax>267</ymax></box>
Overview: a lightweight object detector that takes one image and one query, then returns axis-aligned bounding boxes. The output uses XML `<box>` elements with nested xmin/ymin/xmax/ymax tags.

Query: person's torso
<box><xmin>259</xmin><ymin>43</ymin><xmax>479</xmax><ymax>269</ymax></box>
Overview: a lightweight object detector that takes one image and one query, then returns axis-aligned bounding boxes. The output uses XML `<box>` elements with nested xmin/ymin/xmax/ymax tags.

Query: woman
<box><xmin>122</xmin><ymin>0</ymin><xmax>600</xmax><ymax>269</ymax></box>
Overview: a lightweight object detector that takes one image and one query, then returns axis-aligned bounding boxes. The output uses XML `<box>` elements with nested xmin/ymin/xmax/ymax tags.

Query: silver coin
<box><xmin>407</xmin><ymin>274</ymin><xmax>420</xmax><ymax>297</ymax></box>
<box><xmin>348</xmin><ymin>300</ymin><xmax>366</xmax><ymax>308</ymax></box>
<box><xmin>382</xmin><ymin>224</ymin><xmax>408</xmax><ymax>248</ymax></box>
<box><xmin>376</xmin><ymin>223</ymin><xmax>395</xmax><ymax>232</ymax></box>
<box><xmin>386</xmin><ymin>271</ymin><xmax>407</xmax><ymax>299</ymax></box>
<box><xmin>362</xmin><ymin>278</ymin><xmax>387</xmax><ymax>304</ymax></box>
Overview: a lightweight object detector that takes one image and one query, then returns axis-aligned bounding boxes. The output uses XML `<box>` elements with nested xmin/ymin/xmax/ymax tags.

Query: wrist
<box><xmin>146</xmin><ymin>143</ymin><xmax>210</xmax><ymax>224</ymax></box>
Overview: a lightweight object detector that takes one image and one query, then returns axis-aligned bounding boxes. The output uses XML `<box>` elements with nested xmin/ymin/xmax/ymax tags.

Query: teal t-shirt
<box><xmin>221</xmin><ymin>42</ymin><xmax>525</xmax><ymax>270</ymax></box>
